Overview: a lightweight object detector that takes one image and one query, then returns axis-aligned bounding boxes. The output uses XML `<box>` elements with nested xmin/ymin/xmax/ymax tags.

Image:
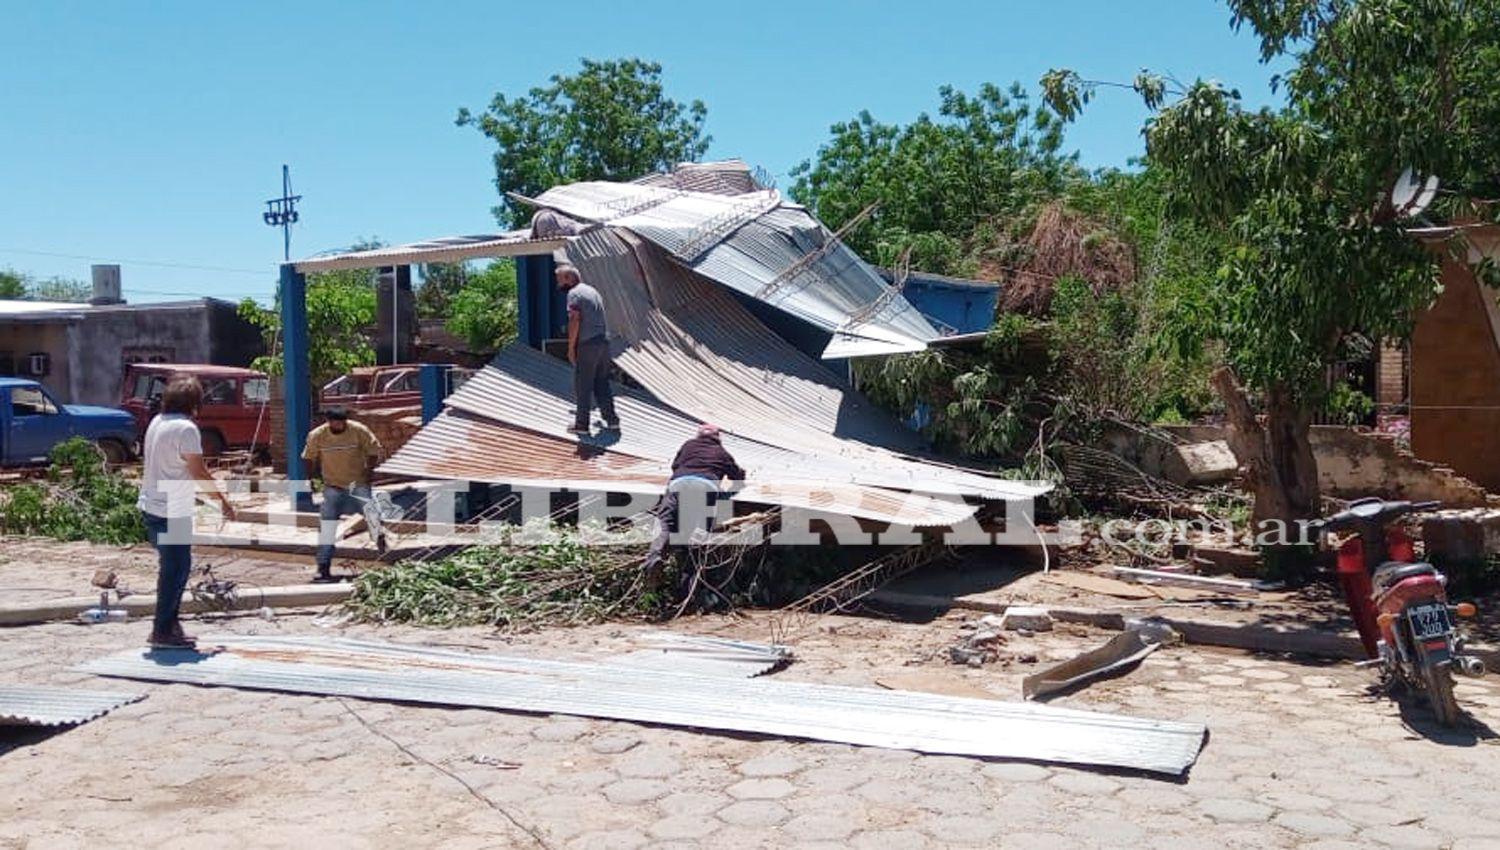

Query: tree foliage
<box><xmin>239</xmin><ymin>240</ymin><xmax>381</xmax><ymax>384</ymax></box>
<box><xmin>0</xmin><ymin>269</ymin><xmax>26</xmax><ymax>299</ymax></box>
<box><xmin>0</xmin><ymin>438</ymin><xmax>145</xmax><ymax>544</ymax></box>
<box><xmin>416</xmin><ymin>262</ymin><xmax>466</xmax><ymax>319</ymax></box>
<box><xmin>0</xmin><ymin>268</ymin><xmax>91</xmax><ymax>302</ymax></box>
<box><xmin>446</xmin><ymin>260</ymin><xmax>519</xmax><ymax>354</ymax></box>
<box><xmin>790</xmin><ymin>83</ymin><xmax>1078</xmax><ymax>274</ymax></box>
<box><xmin>1043</xmin><ymin>0</ymin><xmax>1500</xmax><ymax>524</ymax></box>
<box><xmin>459</xmin><ymin>58</ymin><xmax>711</xmax><ymax>228</ymax></box>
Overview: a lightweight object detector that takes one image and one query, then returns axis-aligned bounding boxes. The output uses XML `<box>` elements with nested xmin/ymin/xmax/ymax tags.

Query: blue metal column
<box><xmin>279</xmin><ymin>263</ymin><xmax>311</xmax><ymax>496</ymax></box>
<box><xmin>419</xmin><ymin>362</ymin><xmax>451</xmax><ymax>424</ymax></box>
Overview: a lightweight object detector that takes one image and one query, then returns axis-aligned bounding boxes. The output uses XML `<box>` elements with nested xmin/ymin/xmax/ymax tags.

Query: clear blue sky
<box><xmin>0</xmin><ymin>1</ymin><xmax>1283</xmax><ymax>304</ymax></box>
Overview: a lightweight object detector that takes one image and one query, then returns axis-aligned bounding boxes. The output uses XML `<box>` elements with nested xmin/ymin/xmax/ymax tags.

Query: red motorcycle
<box><xmin>1316</xmin><ymin>498</ymin><xmax>1485</xmax><ymax>725</ymax></box>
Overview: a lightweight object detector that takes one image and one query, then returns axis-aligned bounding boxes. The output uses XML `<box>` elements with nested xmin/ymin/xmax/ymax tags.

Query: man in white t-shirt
<box><xmin>136</xmin><ymin>376</ymin><xmax>236</xmax><ymax>650</ymax></box>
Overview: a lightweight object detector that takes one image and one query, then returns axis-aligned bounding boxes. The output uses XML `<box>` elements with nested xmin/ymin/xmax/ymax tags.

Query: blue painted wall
<box><xmin>516</xmin><ymin>255</ymin><xmax>563</xmax><ymax>348</ymax></box>
<box><xmin>877</xmin><ymin>269</ymin><xmax>1000</xmax><ymax>335</ymax></box>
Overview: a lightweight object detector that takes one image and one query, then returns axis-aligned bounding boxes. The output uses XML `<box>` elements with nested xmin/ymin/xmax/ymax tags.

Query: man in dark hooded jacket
<box><xmin>641</xmin><ymin>424</ymin><xmax>744</xmax><ymax>578</ymax></box>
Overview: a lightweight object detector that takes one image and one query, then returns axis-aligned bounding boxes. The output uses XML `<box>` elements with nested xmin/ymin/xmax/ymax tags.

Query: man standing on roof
<box><xmin>303</xmin><ymin>405</ymin><xmax>384</xmax><ymax>582</ymax></box>
<box><xmin>557</xmin><ymin>261</ymin><xmax>620</xmax><ymax>435</ymax></box>
<box><xmin>641</xmin><ymin>424</ymin><xmax>745</xmax><ymax>582</ymax></box>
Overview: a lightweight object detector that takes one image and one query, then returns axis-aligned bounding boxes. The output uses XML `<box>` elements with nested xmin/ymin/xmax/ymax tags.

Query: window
<box><xmin>11</xmin><ymin>387</ymin><xmax>58</xmax><ymax>417</ymax></box>
<box><xmin>122</xmin><ymin>346</ymin><xmax>174</xmax><ymax>365</ymax></box>
<box><xmin>378</xmin><ymin>369</ymin><xmax>420</xmax><ymax>394</ymax></box>
<box><xmin>202</xmin><ymin>378</ymin><xmax>238</xmax><ymax>405</ymax></box>
<box><xmin>244</xmin><ymin>377</ymin><xmax>270</xmax><ymax>404</ymax></box>
<box><xmin>131</xmin><ymin>373</ymin><xmax>166</xmax><ymax>401</ymax></box>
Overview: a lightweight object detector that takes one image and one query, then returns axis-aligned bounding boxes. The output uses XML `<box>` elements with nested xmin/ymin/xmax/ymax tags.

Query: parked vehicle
<box><xmin>121</xmin><ymin>363</ymin><xmax>270</xmax><ymax>456</ymax></box>
<box><xmin>1</xmin><ymin>377</ymin><xmax>137</xmax><ymax>465</ymax></box>
<box><xmin>1315</xmin><ymin>498</ymin><xmax>1486</xmax><ymax>725</ymax></box>
<box><xmin>320</xmin><ymin>365</ymin><xmax>472</xmax><ymax>411</ymax></box>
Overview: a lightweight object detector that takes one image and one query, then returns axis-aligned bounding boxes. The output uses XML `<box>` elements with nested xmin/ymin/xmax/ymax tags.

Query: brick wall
<box><xmin>265</xmin><ymin>380</ymin><xmax>422</xmax><ymax>475</ymax></box>
<box><xmin>1410</xmin><ymin>256</ymin><xmax>1500</xmax><ymax>492</ymax></box>
<box><xmin>1375</xmin><ymin>339</ymin><xmax>1408</xmax><ymax>409</ymax></box>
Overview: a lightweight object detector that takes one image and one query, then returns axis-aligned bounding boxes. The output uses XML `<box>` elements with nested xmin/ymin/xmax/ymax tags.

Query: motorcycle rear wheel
<box><xmin>1422</xmin><ymin>665</ymin><xmax>1462</xmax><ymax>726</ymax></box>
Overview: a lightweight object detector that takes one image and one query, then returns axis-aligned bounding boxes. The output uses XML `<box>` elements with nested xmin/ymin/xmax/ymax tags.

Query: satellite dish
<box><xmin>1390</xmin><ymin>167</ymin><xmax>1440</xmax><ymax>219</ymax></box>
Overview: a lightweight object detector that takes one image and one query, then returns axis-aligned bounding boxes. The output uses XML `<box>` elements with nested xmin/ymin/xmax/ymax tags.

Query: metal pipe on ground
<box><xmin>0</xmin><ymin>584</ymin><xmax>354</xmax><ymax>627</ymax></box>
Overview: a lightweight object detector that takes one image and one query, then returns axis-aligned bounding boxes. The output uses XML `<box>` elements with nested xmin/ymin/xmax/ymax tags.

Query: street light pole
<box><xmin>263</xmin><ymin>165</ymin><xmax>301</xmax><ymax>262</ymax></box>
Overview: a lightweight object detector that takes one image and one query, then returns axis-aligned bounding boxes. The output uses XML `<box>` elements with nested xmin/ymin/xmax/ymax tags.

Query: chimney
<box><xmin>89</xmin><ymin>264</ymin><xmax>124</xmax><ymax>305</ymax></box>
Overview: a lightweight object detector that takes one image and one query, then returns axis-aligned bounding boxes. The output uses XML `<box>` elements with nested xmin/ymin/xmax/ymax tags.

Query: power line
<box><xmin>0</xmin><ymin>247</ymin><xmax>272</xmax><ymax>276</ymax></box>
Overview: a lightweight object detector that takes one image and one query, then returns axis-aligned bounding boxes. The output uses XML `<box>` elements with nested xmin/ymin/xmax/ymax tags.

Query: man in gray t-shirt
<box><xmin>558</xmin><ymin>262</ymin><xmax>619</xmax><ymax>434</ymax></box>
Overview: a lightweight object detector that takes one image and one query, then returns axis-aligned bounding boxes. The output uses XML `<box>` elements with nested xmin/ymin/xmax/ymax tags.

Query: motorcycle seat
<box><xmin>1372</xmin><ymin>561</ymin><xmax>1437</xmax><ymax>591</ymax></box>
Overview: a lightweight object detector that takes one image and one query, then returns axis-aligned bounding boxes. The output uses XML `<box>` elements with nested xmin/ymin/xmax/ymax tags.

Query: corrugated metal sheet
<box><xmin>530</xmin><ymin>182</ymin><xmax>937</xmax><ymax>358</ymax></box>
<box><xmin>80</xmin><ymin>636</ymin><xmax>1206</xmax><ymax>775</ymax></box>
<box><xmin>0</xmin><ymin>685</ymin><xmax>143</xmax><ymax>727</ymax></box>
<box><xmin>633</xmin><ymin>160</ymin><xmax>763</xmax><ymax>195</ymax></box>
<box><xmin>568</xmin><ymin>228</ymin><xmax>924</xmax><ymax>452</ymax></box>
<box><xmin>380</xmin><ymin>409</ymin><xmax>980</xmax><ymax>526</ymax></box>
<box><xmin>604</xmin><ymin>634</ymin><xmax>790</xmax><ymax>678</ymax></box>
<box><xmin>294</xmin><ymin>232</ymin><xmax>565</xmax><ymax>273</ymax></box>
<box><xmin>426</xmin><ymin>344</ymin><xmax>1041</xmax><ymax>503</ymax></box>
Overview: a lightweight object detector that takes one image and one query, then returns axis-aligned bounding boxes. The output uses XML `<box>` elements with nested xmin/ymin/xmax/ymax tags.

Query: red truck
<box><xmin>320</xmin><ymin>365</ymin><xmax>472</xmax><ymax>411</ymax></box>
<box><xmin>121</xmin><ymin>363</ymin><xmax>271</xmax><ymax>456</ymax></box>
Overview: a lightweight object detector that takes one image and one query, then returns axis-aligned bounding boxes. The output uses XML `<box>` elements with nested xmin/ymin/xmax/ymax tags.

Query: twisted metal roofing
<box><xmin>379</xmin><ymin>374</ymin><xmax>982</xmax><ymax>526</ymax></box>
<box><xmin>0</xmin><ymin>685</ymin><xmax>143</xmax><ymax>727</ymax></box>
<box><xmin>531</xmin><ymin>181</ymin><xmax>938</xmax><ymax>357</ymax></box>
<box><xmin>81</xmin><ymin>635</ymin><xmax>1206</xmax><ymax>775</ymax></box>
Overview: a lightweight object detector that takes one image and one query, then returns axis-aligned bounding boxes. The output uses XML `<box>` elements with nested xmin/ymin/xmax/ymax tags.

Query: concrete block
<box><xmin>999</xmin><ymin>606</ymin><xmax>1054</xmax><ymax>631</ymax></box>
<box><xmin>1170</xmin><ymin>441</ymin><xmax>1238</xmax><ymax>486</ymax></box>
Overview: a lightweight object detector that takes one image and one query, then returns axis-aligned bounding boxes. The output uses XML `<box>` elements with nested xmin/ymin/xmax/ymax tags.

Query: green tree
<box><xmin>239</xmin><ymin>240</ymin><xmax>381</xmax><ymax>384</ymax></box>
<box><xmin>28</xmin><ymin>275</ymin><xmax>92</xmax><ymax>302</ymax></box>
<box><xmin>446</xmin><ymin>260</ymin><xmax>518</xmax><ymax>354</ymax></box>
<box><xmin>790</xmin><ymin>83</ymin><xmax>1078</xmax><ymax>273</ymax></box>
<box><xmin>0</xmin><ymin>269</ymin><xmax>25</xmax><ymax>299</ymax></box>
<box><xmin>458</xmin><ymin>58</ymin><xmax>711</xmax><ymax>228</ymax></box>
<box><xmin>1042</xmin><ymin>0</ymin><xmax>1500</xmax><ymax>528</ymax></box>
<box><xmin>416</xmin><ymin>262</ymin><xmax>467</xmax><ymax>319</ymax></box>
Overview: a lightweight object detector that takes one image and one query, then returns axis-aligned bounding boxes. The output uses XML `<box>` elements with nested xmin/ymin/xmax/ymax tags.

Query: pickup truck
<box><xmin>121</xmin><ymin>363</ymin><xmax>270</xmax><ymax>456</ymax></box>
<box><xmin>321</xmin><ymin>365</ymin><xmax>472</xmax><ymax>411</ymax></box>
<box><xmin>1</xmin><ymin>378</ymin><xmax>138</xmax><ymax>466</ymax></box>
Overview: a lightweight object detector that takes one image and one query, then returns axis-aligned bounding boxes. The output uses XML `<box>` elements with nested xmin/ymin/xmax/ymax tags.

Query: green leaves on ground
<box><xmin>347</xmin><ymin>533</ymin><xmax>655</xmax><ymax>629</ymax></box>
<box><xmin>0</xmin><ymin>438</ymin><xmax>144</xmax><ymax>544</ymax></box>
<box><xmin>459</xmin><ymin>58</ymin><xmax>711</xmax><ymax>228</ymax></box>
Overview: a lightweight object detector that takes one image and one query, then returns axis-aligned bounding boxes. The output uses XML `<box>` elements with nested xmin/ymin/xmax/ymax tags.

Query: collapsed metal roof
<box><xmin>532</xmin><ymin>179</ymin><xmax>939</xmax><ymax>358</ymax></box>
<box><xmin>81</xmin><ymin>635</ymin><xmax>1206</xmax><ymax>775</ymax></box>
<box><xmin>311</xmin><ymin>161</ymin><xmax>1047</xmax><ymax>524</ymax></box>
<box><xmin>381</xmin><ymin>346</ymin><xmax>1008</xmax><ymax>526</ymax></box>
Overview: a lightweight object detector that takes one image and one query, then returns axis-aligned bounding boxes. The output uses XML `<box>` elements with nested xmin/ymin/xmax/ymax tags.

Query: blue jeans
<box><xmin>143</xmin><ymin>512</ymin><xmax>192</xmax><ymax>638</ymax></box>
<box><xmin>317</xmin><ymin>484</ymin><xmax>369</xmax><ymax>571</ymax></box>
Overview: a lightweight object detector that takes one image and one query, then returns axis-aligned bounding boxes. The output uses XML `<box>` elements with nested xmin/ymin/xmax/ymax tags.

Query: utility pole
<box><xmin>263</xmin><ymin>165</ymin><xmax>301</xmax><ymax>262</ymax></box>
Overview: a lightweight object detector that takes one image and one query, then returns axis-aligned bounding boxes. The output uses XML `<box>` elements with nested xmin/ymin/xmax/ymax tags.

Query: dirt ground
<box><xmin>4</xmin><ymin>538</ymin><xmax>1500</xmax><ymax>849</ymax></box>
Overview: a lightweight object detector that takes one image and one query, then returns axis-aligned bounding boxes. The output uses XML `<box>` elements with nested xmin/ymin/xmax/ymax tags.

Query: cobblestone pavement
<box><xmin>2</xmin><ymin>594</ymin><xmax>1499</xmax><ymax>848</ymax></box>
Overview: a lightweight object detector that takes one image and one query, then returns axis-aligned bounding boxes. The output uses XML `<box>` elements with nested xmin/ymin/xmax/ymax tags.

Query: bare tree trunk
<box><xmin>1210</xmin><ymin>367</ymin><xmax>1321</xmax><ymax>529</ymax></box>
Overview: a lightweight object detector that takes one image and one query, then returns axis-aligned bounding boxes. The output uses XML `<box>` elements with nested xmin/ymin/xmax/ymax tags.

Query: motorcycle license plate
<box><xmin>1407</xmin><ymin>602</ymin><xmax>1453</xmax><ymax>641</ymax></box>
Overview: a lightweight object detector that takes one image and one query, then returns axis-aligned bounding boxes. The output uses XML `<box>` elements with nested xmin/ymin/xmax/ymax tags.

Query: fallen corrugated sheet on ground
<box><xmin>603</xmin><ymin>634</ymin><xmax>791</xmax><ymax>679</ymax></box>
<box><xmin>80</xmin><ymin>635</ymin><xmax>1207</xmax><ymax>776</ymax></box>
<box><xmin>0</xmin><ymin>685</ymin><xmax>143</xmax><ymax>727</ymax></box>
